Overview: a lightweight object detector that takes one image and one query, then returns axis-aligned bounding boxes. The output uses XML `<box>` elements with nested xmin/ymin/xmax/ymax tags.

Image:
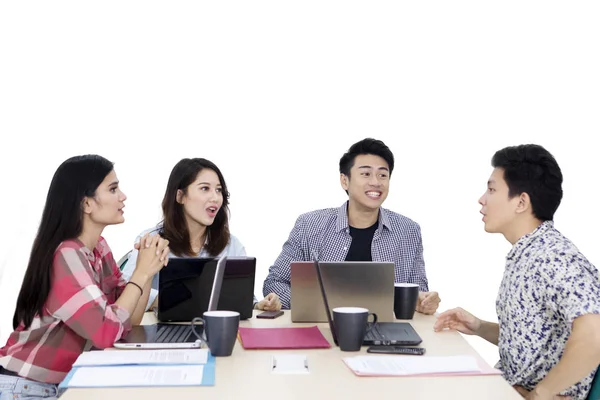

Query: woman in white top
<box><xmin>122</xmin><ymin>157</ymin><xmax>281</xmax><ymax>311</ymax></box>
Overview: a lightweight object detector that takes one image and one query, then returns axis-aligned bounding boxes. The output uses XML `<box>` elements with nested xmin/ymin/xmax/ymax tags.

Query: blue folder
<box><xmin>58</xmin><ymin>353</ymin><xmax>216</xmax><ymax>394</ymax></box>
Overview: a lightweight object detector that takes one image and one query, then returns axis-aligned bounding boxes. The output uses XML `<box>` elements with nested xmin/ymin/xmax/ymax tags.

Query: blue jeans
<box><xmin>0</xmin><ymin>374</ymin><xmax>58</xmax><ymax>399</ymax></box>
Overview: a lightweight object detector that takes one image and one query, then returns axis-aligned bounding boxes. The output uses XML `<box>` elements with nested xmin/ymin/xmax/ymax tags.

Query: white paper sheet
<box><xmin>68</xmin><ymin>365</ymin><xmax>205</xmax><ymax>387</ymax></box>
<box><xmin>73</xmin><ymin>349</ymin><xmax>208</xmax><ymax>367</ymax></box>
<box><xmin>344</xmin><ymin>355</ymin><xmax>481</xmax><ymax>376</ymax></box>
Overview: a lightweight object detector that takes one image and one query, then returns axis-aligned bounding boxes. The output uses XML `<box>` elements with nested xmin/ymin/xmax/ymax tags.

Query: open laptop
<box><xmin>157</xmin><ymin>256</ymin><xmax>256</xmax><ymax>322</ymax></box>
<box><xmin>114</xmin><ymin>256</ymin><xmax>227</xmax><ymax>349</ymax></box>
<box><xmin>291</xmin><ymin>261</ymin><xmax>396</xmax><ymax>322</ymax></box>
<box><xmin>212</xmin><ymin>257</ymin><xmax>256</xmax><ymax>320</ymax></box>
<box><xmin>313</xmin><ymin>257</ymin><xmax>422</xmax><ymax>346</ymax></box>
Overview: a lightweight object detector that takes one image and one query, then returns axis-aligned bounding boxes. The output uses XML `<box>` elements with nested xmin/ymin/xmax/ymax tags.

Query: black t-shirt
<box><xmin>344</xmin><ymin>221</ymin><xmax>378</xmax><ymax>261</ymax></box>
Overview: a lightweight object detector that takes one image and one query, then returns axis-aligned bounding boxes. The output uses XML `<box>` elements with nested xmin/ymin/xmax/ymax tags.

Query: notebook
<box><xmin>238</xmin><ymin>326</ymin><xmax>331</xmax><ymax>349</ymax></box>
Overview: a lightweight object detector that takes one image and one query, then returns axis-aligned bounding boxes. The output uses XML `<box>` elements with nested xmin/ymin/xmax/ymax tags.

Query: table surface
<box><xmin>60</xmin><ymin>310</ymin><xmax>521</xmax><ymax>400</ymax></box>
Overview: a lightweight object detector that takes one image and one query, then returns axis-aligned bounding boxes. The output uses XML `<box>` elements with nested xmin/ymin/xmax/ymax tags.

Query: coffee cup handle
<box><xmin>191</xmin><ymin>317</ymin><xmax>208</xmax><ymax>345</ymax></box>
<box><xmin>365</xmin><ymin>312</ymin><xmax>378</xmax><ymax>334</ymax></box>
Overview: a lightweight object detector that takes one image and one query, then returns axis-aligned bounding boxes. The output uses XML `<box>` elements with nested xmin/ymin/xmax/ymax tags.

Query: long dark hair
<box><xmin>160</xmin><ymin>158</ymin><xmax>231</xmax><ymax>257</ymax></box>
<box><xmin>13</xmin><ymin>155</ymin><xmax>114</xmax><ymax>329</ymax></box>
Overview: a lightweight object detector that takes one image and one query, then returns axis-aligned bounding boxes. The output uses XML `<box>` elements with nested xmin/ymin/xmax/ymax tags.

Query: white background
<box><xmin>1</xmin><ymin>1</ymin><xmax>599</xmax><ymax>367</ymax></box>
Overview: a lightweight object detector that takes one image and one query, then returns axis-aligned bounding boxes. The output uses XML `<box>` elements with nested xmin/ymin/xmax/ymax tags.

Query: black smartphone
<box><xmin>366</xmin><ymin>346</ymin><xmax>426</xmax><ymax>356</ymax></box>
<box><xmin>256</xmin><ymin>310</ymin><xmax>284</xmax><ymax>319</ymax></box>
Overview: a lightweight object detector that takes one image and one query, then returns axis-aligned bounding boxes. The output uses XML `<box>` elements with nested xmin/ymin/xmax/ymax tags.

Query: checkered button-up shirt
<box><xmin>262</xmin><ymin>202</ymin><xmax>428</xmax><ymax>309</ymax></box>
<box><xmin>0</xmin><ymin>237</ymin><xmax>132</xmax><ymax>384</ymax></box>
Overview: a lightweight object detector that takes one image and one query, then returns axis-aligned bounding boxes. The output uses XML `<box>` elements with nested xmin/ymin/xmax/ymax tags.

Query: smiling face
<box><xmin>177</xmin><ymin>168</ymin><xmax>224</xmax><ymax>229</ymax></box>
<box><xmin>340</xmin><ymin>153</ymin><xmax>390</xmax><ymax>212</ymax></box>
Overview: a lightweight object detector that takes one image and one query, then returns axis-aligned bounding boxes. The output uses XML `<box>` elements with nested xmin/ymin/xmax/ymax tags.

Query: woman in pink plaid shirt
<box><xmin>0</xmin><ymin>155</ymin><xmax>170</xmax><ymax>398</ymax></box>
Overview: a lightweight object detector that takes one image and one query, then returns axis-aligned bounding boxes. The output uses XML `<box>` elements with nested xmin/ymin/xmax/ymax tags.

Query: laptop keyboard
<box><xmin>155</xmin><ymin>325</ymin><xmax>192</xmax><ymax>343</ymax></box>
<box><xmin>364</xmin><ymin>323</ymin><xmax>385</xmax><ymax>341</ymax></box>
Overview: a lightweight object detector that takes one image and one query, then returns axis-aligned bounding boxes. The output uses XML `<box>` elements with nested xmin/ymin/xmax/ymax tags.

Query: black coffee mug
<box><xmin>394</xmin><ymin>283</ymin><xmax>419</xmax><ymax>319</ymax></box>
<box><xmin>195</xmin><ymin>310</ymin><xmax>240</xmax><ymax>356</ymax></box>
<box><xmin>333</xmin><ymin>307</ymin><xmax>378</xmax><ymax>351</ymax></box>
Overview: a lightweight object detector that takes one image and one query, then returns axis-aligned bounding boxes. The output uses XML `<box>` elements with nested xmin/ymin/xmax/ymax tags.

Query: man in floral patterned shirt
<box><xmin>434</xmin><ymin>144</ymin><xmax>600</xmax><ymax>400</ymax></box>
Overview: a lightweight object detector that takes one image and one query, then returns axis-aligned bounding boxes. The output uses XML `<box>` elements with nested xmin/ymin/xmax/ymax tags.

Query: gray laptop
<box><xmin>313</xmin><ymin>257</ymin><xmax>422</xmax><ymax>346</ymax></box>
<box><xmin>291</xmin><ymin>261</ymin><xmax>396</xmax><ymax>323</ymax></box>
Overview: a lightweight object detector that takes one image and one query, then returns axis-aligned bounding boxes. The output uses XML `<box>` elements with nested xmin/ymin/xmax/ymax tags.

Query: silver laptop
<box><xmin>290</xmin><ymin>261</ymin><xmax>396</xmax><ymax>323</ymax></box>
<box><xmin>114</xmin><ymin>256</ymin><xmax>227</xmax><ymax>349</ymax></box>
<box><xmin>313</xmin><ymin>257</ymin><xmax>422</xmax><ymax>346</ymax></box>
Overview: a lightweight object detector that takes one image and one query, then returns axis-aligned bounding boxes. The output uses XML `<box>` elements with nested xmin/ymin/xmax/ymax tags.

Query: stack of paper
<box><xmin>58</xmin><ymin>349</ymin><xmax>215</xmax><ymax>392</ymax></box>
<box><xmin>343</xmin><ymin>355</ymin><xmax>502</xmax><ymax>377</ymax></box>
<box><xmin>238</xmin><ymin>326</ymin><xmax>331</xmax><ymax>349</ymax></box>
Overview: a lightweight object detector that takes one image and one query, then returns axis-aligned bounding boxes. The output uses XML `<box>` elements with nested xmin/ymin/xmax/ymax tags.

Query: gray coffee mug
<box><xmin>333</xmin><ymin>307</ymin><xmax>377</xmax><ymax>351</ymax></box>
<box><xmin>195</xmin><ymin>310</ymin><xmax>240</xmax><ymax>356</ymax></box>
<box><xmin>394</xmin><ymin>283</ymin><xmax>419</xmax><ymax>319</ymax></box>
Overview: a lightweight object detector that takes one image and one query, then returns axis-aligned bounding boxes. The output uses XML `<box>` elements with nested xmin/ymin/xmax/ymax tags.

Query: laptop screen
<box><xmin>157</xmin><ymin>257</ymin><xmax>226</xmax><ymax>322</ymax></box>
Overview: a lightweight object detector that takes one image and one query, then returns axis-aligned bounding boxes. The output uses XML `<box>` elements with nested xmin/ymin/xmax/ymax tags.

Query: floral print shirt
<box><xmin>496</xmin><ymin>221</ymin><xmax>600</xmax><ymax>399</ymax></box>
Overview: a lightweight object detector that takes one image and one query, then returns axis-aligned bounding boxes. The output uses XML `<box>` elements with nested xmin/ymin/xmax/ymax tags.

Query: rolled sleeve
<box><xmin>412</xmin><ymin>224</ymin><xmax>429</xmax><ymax>292</ymax></box>
<box><xmin>263</xmin><ymin>216</ymin><xmax>307</xmax><ymax>309</ymax></box>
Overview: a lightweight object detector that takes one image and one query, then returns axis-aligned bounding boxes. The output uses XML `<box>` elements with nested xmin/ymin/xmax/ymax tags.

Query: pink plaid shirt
<box><xmin>0</xmin><ymin>237</ymin><xmax>132</xmax><ymax>384</ymax></box>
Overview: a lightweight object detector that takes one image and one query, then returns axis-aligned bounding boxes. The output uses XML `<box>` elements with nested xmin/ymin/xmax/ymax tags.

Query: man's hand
<box><xmin>433</xmin><ymin>307</ymin><xmax>482</xmax><ymax>335</ymax></box>
<box><xmin>416</xmin><ymin>291</ymin><xmax>441</xmax><ymax>314</ymax></box>
<box><xmin>256</xmin><ymin>293</ymin><xmax>282</xmax><ymax>311</ymax></box>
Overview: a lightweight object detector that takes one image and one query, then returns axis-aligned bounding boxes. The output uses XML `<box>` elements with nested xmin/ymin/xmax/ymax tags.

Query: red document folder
<box><xmin>238</xmin><ymin>326</ymin><xmax>331</xmax><ymax>349</ymax></box>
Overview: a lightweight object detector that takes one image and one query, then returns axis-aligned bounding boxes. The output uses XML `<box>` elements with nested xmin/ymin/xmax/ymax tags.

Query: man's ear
<box><xmin>515</xmin><ymin>192</ymin><xmax>532</xmax><ymax>215</ymax></box>
<box><xmin>340</xmin><ymin>174</ymin><xmax>349</xmax><ymax>191</ymax></box>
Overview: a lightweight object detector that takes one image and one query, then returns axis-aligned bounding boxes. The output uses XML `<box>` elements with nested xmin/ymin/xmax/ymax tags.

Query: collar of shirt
<box><xmin>73</xmin><ymin>238</ymin><xmax>102</xmax><ymax>271</ymax></box>
<box><xmin>506</xmin><ymin>220</ymin><xmax>554</xmax><ymax>261</ymax></box>
<box><xmin>334</xmin><ymin>201</ymin><xmax>392</xmax><ymax>233</ymax></box>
